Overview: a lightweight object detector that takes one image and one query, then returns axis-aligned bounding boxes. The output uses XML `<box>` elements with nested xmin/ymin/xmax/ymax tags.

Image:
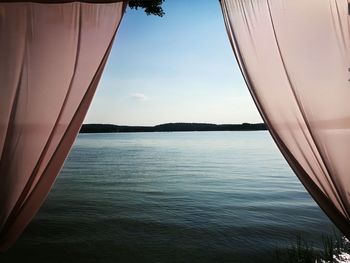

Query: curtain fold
<box><xmin>0</xmin><ymin>1</ymin><xmax>126</xmax><ymax>251</ymax></box>
<box><xmin>220</xmin><ymin>0</ymin><xmax>350</xmax><ymax>237</ymax></box>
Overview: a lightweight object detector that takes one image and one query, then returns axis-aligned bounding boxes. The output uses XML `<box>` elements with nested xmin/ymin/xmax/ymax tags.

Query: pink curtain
<box><xmin>220</xmin><ymin>0</ymin><xmax>350</xmax><ymax>237</ymax></box>
<box><xmin>0</xmin><ymin>1</ymin><xmax>126</xmax><ymax>251</ymax></box>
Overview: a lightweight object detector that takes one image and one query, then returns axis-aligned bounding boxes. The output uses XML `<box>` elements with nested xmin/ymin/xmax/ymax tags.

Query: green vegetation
<box><xmin>275</xmin><ymin>236</ymin><xmax>316</xmax><ymax>263</ymax></box>
<box><xmin>129</xmin><ymin>0</ymin><xmax>165</xmax><ymax>17</ymax></box>
<box><xmin>274</xmin><ymin>232</ymin><xmax>350</xmax><ymax>263</ymax></box>
<box><xmin>80</xmin><ymin>122</ymin><xmax>267</xmax><ymax>133</ymax></box>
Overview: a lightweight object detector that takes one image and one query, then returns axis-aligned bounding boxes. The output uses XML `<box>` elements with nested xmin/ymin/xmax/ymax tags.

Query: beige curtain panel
<box><xmin>0</xmin><ymin>1</ymin><xmax>126</xmax><ymax>251</ymax></box>
<box><xmin>220</xmin><ymin>0</ymin><xmax>350</xmax><ymax>237</ymax></box>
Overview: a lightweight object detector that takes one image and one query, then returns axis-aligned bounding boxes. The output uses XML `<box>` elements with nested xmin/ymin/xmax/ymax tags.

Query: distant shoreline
<box><xmin>80</xmin><ymin>123</ymin><xmax>267</xmax><ymax>133</ymax></box>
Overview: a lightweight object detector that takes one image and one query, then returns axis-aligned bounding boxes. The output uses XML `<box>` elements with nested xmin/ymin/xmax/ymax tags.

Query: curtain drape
<box><xmin>220</xmin><ymin>0</ymin><xmax>350</xmax><ymax>237</ymax></box>
<box><xmin>0</xmin><ymin>1</ymin><xmax>126</xmax><ymax>251</ymax></box>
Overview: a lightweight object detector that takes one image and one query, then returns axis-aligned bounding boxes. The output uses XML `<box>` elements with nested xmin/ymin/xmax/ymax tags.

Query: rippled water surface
<box><xmin>1</xmin><ymin>132</ymin><xmax>335</xmax><ymax>262</ymax></box>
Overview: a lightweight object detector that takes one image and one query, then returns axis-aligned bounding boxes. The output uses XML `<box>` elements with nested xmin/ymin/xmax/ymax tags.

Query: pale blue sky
<box><xmin>84</xmin><ymin>0</ymin><xmax>262</xmax><ymax>126</ymax></box>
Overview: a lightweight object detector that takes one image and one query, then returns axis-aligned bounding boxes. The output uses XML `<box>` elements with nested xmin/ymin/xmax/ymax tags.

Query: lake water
<box><xmin>1</xmin><ymin>131</ymin><xmax>336</xmax><ymax>262</ymax></box>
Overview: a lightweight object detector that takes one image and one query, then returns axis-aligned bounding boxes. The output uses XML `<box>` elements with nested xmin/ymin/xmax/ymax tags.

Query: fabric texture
<box><xmin>220</xmin><ymin>0</ymin><xmax>350</xmax><ymax>237</ymax></box>
<box><xmin>0</xmin><ymin>2</ymin><xmax>125</xmax><ymax>251</ymax></box>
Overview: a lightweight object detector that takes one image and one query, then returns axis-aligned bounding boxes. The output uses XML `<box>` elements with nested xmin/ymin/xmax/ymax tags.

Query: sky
<box><xmin>84</xmin><ymin>0</ymin><xmax>262</xmax><ymax>126</ymax></box>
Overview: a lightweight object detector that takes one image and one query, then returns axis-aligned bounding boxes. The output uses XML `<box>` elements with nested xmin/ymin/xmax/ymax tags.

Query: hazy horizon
<box><xmin>84</xmin><ymin>0</ymin><xmax>262</xmax><ymax>126</ymax></box>
<box><xmin>82</xmin><ymin>121</ymin><xmax>265</xmax><ymax>126</ymax></box>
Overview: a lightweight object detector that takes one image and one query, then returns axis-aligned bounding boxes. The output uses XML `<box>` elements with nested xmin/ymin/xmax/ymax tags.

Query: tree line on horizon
<box><xmin>80</xmin><ymin>122</ymin><xmax>267</xmax><ymax>133</ymax></box>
